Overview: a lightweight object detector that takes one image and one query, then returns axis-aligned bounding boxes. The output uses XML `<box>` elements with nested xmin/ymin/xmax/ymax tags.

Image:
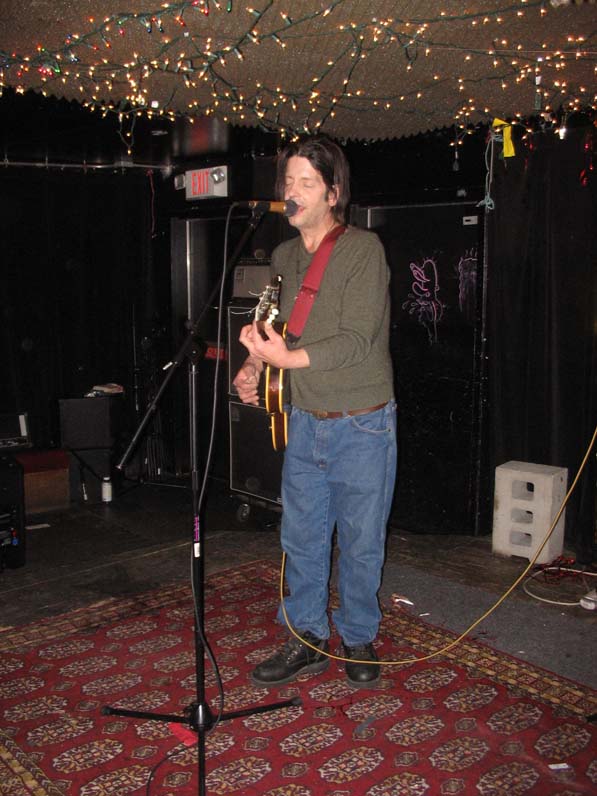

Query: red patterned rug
<box><xmin>1</xmin><ymin>560</ymin><xmax>596</xmax><ymax>796</ymax></box>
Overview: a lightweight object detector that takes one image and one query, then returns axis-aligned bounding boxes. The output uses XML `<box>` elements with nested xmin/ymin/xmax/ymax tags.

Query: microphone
<box><xmin>237</xmin><ymin>199</ymin><xmax>298</xmax><ymax>217</ymax></box>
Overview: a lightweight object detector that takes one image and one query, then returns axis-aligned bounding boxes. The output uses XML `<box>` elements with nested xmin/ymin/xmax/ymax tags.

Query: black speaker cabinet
<box><xmin>229</xmin><ymin>401</ymin><xmax>283</xmax><ymax>506</ymax></box>
<box><xmin>59</xmin><ymin>397</ymin><xmax>124</xmax><ymax>503</ymax></box>
<box><xmin>59</xmin><ymin>397</ymin><xmax>123</xmax><ymax>450</ymax></box>
<box><xmin>353</xmin><ymin>200</ymin><xmax>490</xmax><ymax>536</ymax></box>
<box><xmin>0</xmin><ymin>454</ymin><xmax>26</xmax><ymax>568</ymax></box>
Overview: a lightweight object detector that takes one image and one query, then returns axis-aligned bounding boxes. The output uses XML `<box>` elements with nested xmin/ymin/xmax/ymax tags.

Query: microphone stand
<box><xmin>102</xmin><ymin>206</ymin><xmax>300</xmax><ymax>796</ymax></box>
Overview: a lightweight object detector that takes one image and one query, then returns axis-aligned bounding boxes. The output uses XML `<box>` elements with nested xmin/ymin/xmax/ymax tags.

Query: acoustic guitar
<box><xmin>254</xmin><ymin>275</ymin><xmax>288</xmax><ymax>452</ymax></box>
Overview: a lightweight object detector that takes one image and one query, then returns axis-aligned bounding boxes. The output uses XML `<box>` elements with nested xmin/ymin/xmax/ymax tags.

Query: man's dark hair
<box><xmin>276</xmin><ymin>135</ymin><xmax>351</xmax><ymax>223</ymax></box>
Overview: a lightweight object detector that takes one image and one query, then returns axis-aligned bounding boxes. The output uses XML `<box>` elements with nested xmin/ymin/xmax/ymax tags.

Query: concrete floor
<box><xmin>1</xmin><ymin>476</ymin><xmax>595</xmax><ymax>689</ymax></box>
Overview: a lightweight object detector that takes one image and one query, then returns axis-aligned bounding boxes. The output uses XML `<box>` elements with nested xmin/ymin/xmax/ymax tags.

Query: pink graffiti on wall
<box><xmin>402</xmin><ymin>257</ymin><xmax>446</xmax><ymax>343</ymax></box>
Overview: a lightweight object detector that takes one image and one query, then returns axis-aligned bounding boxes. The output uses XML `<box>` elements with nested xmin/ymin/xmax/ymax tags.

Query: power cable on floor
<box><xmin>522</xmin><ymin>565</ymin><xmax>597</xmax><ymax>607</ymax></box>
<box><xmin>279</xmin><ymin>422</ymin><xmax>597</xmax><ymax>667</ymax></box>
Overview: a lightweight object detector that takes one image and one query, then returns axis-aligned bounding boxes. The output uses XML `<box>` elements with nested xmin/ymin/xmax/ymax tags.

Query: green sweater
<box><xmin>270</xmin><ymin>225</ymin><xmax>394</xmax><ymax>412</ymax></box>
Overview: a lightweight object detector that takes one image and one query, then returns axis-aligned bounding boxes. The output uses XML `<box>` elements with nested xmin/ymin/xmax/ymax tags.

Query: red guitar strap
<box><xmin>286</xmin><ymin>224</ymin><xmax>346</xmax><ymax>343</ymax></box>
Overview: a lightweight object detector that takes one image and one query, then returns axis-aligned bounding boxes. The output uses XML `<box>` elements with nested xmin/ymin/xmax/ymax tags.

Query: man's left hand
<box><xmin>239</xmin><ymin>321</ymin><xmax>309</xmax><ymax>370</ymax></box>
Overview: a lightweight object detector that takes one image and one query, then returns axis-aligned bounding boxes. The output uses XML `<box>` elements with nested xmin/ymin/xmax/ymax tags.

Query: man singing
<box><xmin>233</xmin><ymin>135</ymin><xmax>396</xmax><ymax>688</ymax></box>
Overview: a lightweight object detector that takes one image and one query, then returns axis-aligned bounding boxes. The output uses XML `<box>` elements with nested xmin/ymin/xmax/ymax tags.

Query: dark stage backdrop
<box><xmin>487</xmin><ymin>128</ymin><xmax>597</xmax><ymax>561</ymax></box>
<box><xmin>0</xmin><ymin>168</ymin><xmax>160</xmax><ymax>449</ymax></box>
<box><xmin>353</xmin><ymin>202</ymin><xmax>489</xmax><ymax>537</ymax></box>
<box><xmin>2</xmin><ymin>99</ymin><xmax>594</xmax><ymax>558</ymax></box>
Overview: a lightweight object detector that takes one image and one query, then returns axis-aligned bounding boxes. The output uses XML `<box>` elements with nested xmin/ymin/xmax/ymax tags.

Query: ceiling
<box><xmin>0</xmin><ymin>0</ymin><xmax>595</xmax><ymax>142</ymax></box>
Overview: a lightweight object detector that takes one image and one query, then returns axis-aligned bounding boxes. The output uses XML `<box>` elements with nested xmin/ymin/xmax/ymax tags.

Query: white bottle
<box><xmin>101</xmin><ymin>477</ymin><xmax>113</xmax><ymax>503</ymax></box>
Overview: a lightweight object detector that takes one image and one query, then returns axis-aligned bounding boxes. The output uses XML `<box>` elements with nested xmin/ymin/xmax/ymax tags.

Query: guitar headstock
<box><xmin>255</xmin><ymin>275</ymin><xmax>282</xmax><ymax>325</ymax></box>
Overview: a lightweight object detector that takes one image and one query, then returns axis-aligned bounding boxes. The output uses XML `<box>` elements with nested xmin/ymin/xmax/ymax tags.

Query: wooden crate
<box><xmin>15</xmin><ymin>450</ymin><xmax>70</xmax><ymax>515</ymax></box>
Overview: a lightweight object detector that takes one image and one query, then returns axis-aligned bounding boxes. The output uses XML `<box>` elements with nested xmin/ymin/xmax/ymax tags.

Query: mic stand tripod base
<box><xmin>102</xmin><ymin>694</ymin><xmax>302</xmax><ymax>729</ymax></box>
<box><xmin>101</xmin><ymin>694</ymin><xmax>303</xmax><ymax>791</ymax></box>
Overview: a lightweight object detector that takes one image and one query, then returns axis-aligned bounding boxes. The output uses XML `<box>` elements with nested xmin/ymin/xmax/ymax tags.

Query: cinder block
<box><xmin>492</xmin><ymin>461</ymin><xmax>568</xmax><ymax>564</ymax></box>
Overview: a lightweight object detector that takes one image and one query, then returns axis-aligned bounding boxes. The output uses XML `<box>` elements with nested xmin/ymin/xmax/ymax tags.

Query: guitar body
<box><xmin>264</xmin><ymin>322</ymin><xmax>288</xmax><ymax>452</ymax></box>
<box><xmin>254</xmin><ymin>278</ymin><xmax>289</xmax><ymax>452</ymax></box>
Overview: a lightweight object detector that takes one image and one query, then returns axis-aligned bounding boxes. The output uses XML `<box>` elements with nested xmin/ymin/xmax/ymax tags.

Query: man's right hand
<box><xmin>232</xmin><ymin>357</ymin><xmax>262</xmax><ymax>405</ymax></box>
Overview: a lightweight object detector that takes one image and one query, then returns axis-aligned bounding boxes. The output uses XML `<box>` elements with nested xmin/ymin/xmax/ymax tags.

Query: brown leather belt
<box><xmin>306</xmin><ymin>402</ymin><xmax>387</xmax><ymax>420</ymax></box>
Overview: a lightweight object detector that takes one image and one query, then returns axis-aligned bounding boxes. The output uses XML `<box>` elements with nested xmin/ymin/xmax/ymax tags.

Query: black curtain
<box><xmin>488</xmin><ymin>127</ymin><xmax>597</xmax><ymax>562</ymax></box>
<box><xmin>0</xmin><ymin>168</ymin><xmax>159</xmax><ymax>448</ymax></box>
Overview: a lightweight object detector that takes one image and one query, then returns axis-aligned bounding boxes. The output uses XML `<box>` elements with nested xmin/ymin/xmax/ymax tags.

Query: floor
<box><xmin>1</xmin><ymin>474</ymin><xmax>596</xmax><ymax>691</ymax></box>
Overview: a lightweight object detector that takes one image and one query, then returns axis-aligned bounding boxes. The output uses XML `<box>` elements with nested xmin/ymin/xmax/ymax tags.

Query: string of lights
<box><xmin>0</xmin><ymin>0</ymin><xmax>595</xmax><ymax>148</ymax></box>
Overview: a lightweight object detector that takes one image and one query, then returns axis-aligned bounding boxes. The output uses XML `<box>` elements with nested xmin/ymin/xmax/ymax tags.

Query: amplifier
<box><xmin>0</xmin><ymin>412</ymin><xmax>32</xmax><ymax>452</ymax></box>
<box><xmin>0</xmin><ymin>454</ymin><xmax>26</xmax><ymax>568</ymax></box>
<box><xmin>232</xmin><ymin>262</ymin><xmax>270</xmax><ymax>298</ymax></box>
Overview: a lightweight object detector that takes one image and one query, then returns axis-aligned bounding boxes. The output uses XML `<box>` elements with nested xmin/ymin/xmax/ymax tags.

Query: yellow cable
<box><xmin>279</xmin><ymin>422</ymin><xmax>597</xmax><ymax>667</ymax></box>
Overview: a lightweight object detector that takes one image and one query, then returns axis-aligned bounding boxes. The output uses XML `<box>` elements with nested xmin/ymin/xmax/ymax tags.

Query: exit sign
<box><xmin>184</xmin><ymin>166</ymin><xmax>228</xmax><ymax>200</ymax></box>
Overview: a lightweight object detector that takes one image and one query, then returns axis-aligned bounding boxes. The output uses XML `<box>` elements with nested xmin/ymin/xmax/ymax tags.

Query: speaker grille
<box><xmin>229</xmin><ymin>401</ymin><xmax>282</xmax><ymax>505</ymax></box>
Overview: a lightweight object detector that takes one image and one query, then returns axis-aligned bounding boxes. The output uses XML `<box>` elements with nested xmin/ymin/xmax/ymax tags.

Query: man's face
<box><xmin>283</xmin><ymin>155</ymin><xmax>337</xmax><ymax>232</ymax></box>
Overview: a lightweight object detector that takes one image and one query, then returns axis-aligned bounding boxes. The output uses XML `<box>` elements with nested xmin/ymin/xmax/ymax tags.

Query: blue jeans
<box><xmin>277</xmin><ymin>400</ymin><xmax>397</xmax><ymax>646</ymax></box>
